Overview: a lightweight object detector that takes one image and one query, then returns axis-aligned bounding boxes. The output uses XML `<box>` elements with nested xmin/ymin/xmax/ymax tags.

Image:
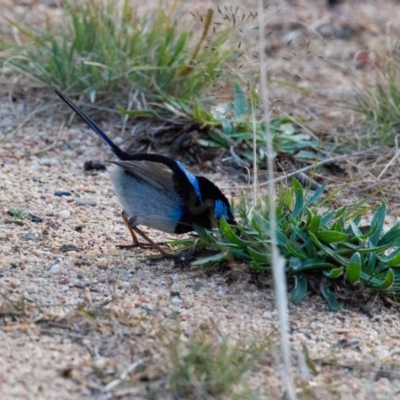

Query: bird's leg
<box><xmin>131</xmin><ymin>226</ymin><xmax>173</xmax><ymax>258</ymax></box>
<box><xmin>116</xmin><ymin>211</ymin><xmax>144</xmax><ymax>249</ymax></box>
<box><xmin>116</xmin><ymin>211</ymin><xmax>172</xmax><ymax>258</ymax></box>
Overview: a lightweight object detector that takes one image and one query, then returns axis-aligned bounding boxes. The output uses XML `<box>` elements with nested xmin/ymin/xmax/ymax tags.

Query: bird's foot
<box><xmin>116</xmin><ymin>242</ymin><xmax>168</xmax><ymax>250</ymax></box>
<box><xmin>116</xmin><ymin>242</ymin><xmax>174</xmax><ymax>258</ymax></box>
<box><xmin>117</xmin><ymin>243</ymin><xmax>149</xmax><ymax>250</ymax></box>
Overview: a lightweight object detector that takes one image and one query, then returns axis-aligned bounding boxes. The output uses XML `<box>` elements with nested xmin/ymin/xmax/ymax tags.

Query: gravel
<box><xmin>1</xmin><ymin>111</ymin><xmax>399</xmax><ymax>400</ymax></box>
<box><xmin>2</xmin><ymin>0</ymin><xmax>400</xmax><ymax>398</ymax></box>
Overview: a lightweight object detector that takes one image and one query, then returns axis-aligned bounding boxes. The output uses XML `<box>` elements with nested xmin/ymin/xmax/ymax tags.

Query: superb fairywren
<box><xmin>55</xmin><ymin>89</ymin><xmax>235</xmax><ymax>257</ymax></box>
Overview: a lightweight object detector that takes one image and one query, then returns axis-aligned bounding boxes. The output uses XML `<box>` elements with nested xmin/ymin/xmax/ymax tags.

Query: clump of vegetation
<box><xmin>165</xmin><ymin>331</ymin><xmax>265</xmax><ymax>399</ymax></box>
<box><xmin>175</xmin><ymin>179</ymin><xmax>400</xmax><ymax>310</ymax></box>
<box><xmin>356</xmin><ymin>54</ymin><xmax>400</xmax><ymax>144</ymax></box>
<box><xmin>2</xmin><ymin>0</ymin><xmax>236</xmax><ymax>101</ymax></box>
<box><xmin>123</xmin><ymin>83</ymin><xmax>327</xmax><ymax>165</ymax></box>
<box><xmin>7</xmin><ymin>207</ymin><xmax>26</xmax><ymax>220</ymax></box>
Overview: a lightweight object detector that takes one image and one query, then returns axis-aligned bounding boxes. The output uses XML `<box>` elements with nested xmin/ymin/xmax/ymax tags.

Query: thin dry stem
<box><xmin>251</xmin><ymin>81</ymin><xmax>258</xmax><ymax>205</ymax></box>
<box><xmin>220</xmin><ymin>146</ymin><xmax>380</xmax><ymax>191</ymax></box>
<box><xmin>257</xmin><ymin>1</ymin><xmax>296</xmax><ymax>398</ymax></box>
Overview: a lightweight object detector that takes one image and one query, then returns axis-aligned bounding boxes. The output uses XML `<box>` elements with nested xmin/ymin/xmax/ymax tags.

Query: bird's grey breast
<box><xmin>109</xmin><ymin>160</ymin><xmax>183</xmax><ymax>233</ymax></box>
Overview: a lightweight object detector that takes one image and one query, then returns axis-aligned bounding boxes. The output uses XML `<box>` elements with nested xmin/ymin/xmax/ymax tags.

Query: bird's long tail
<box><xmin>55</xmin><ymin>89</ymin><xmax>128</xmax><ymax>160</ymax></box>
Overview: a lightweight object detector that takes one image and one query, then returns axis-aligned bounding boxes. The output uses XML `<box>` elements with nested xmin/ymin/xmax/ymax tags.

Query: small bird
<box><xmin>55</xmin><ymin>89</ymin><xmax>235</xmax><ymax>257</ymax></box>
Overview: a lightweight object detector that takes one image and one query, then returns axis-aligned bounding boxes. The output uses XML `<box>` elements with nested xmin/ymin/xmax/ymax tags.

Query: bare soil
<box><xmin>1</xmin><ymin>0</ymin><xmax>400</xmax><ymax>399</ymax></box>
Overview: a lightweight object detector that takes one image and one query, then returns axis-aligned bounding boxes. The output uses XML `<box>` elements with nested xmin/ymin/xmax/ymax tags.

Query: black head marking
<box><xmin>196</xmin><ymin>177</ymin><xmax>235</xmax><ymax>223</ymax></box>
<box><xmin>174</xmin><ymin>176</ymin><xmax>235</xmax><ymax>234</ymax></box>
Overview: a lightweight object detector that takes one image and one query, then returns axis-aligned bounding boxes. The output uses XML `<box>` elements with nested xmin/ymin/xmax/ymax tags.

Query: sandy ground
<box><xmin>2</xmin><ymin>132</ymin><xmax>400</xmax><ymax>399</ymax></box>
<box><xmin>2</xmin><ymin>0</ymin><xmax>400</xmax><ymax>399</ymax></box>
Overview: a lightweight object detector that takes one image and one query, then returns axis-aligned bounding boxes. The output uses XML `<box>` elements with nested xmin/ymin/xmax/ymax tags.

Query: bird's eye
<box><xmin>214</xmin><ymin>199</ymin><xmax>228</xmax><ymax>219</ymax></box>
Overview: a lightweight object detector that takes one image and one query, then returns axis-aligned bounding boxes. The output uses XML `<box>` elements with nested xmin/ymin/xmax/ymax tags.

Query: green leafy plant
<box><xmin>2</xmin><ymin>0</ymin><xmax>236</xmax><ymax>101</ymax></box>
<box><xmin>123</xmin><ymin>83</ymin><xmax>328</xmax><ymax>165</ymax></box>
<box><xmin>178</xmin><ymin>179</ymin><xmax>400</xmax><ymax>310</ymax></box>
<box><xmin>167</xmin><ymin>332</ymin><xmax>264</xmax><ymax>399</ymax></box>
<box><xmin>197</xmin><ymin>84</ymin><xmax>323</xmax><ymax>163</ymax></box>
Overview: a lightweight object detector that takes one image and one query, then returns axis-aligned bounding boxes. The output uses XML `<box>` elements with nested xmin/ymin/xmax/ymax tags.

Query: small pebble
<box><xmin>59</xmin><ymin>210</ymin><xmax>71</xmax><ymax>219</ymax></box>
<box><xmin>49</xmin><ymin>264</ymin><xmax>61</xmax><ymax>274</ymax></box>
<box><xmin>138</xmin><ymin>295</ymin><xmax>150</xmax><ymax>303</ymax></box>
<box><xmin>54</xmin><ymin>191</ymin><xmax>72</xmax><ymax>197</ymax></box>
<box><xmin>23</xmin><ymin>232</ymin><xmax>41</xmax><ymax>242</ymax></box>
<box><xmin>30</xmin><ymin>214</ymin><xmax>43</xmax><ymax>223</ymax></box>
<box><xmin>75</xmin><ymin>198</ymin><xmax>97</xmax><ymax>207</ymax></box>
<box><xmin>59</xmin><ymin>244</ymin><xmax>81</xmax><ymax>253</ymax></box>
<box><xmin>97</xmin><ymin>258</ymin><xmax>108</xmax><ymax>269</ymax></box>
<box><xmin>39</xmin><ymin>157</ymin><xmax>58</xmax><ymax>166</ymax></box>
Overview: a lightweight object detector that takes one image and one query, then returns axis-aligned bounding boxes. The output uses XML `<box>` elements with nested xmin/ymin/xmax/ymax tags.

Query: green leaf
<box><xmin>320</xmin><ymin>282</ymin><xmax>342</xmax><ymax>311</ymax></box>
<box><xmin>197</xmin><ymin>139</ymin><xmax>220</xmax><ymax>148</ymax></box>
<box><xmin>345</xmin><ymin>202</ymin><xmax>380</xmax><ymax>223</ymax></box>
<box><xmin>317</xmin><ymin>230</ymin><xmax>349</xmax><ymax>244</ymax></box>
<box><xmin>378</xmin><ymin>222</ymin><xmax>400</xmax><ymax>247</ymax></box>
<box><xmin>295</xmin><ymin>150</ymin><xmax>319</xmax><ymax>160</ymax></box>
<box><xmin>318</xmin><ymin>184</ymin><xmax>347</xmax><ymax>207</ymax></box>
<box><xmin>191</xmin><ymin>252</ymin><xmax>228</xmax><ymax>267</ymax></box>
<box><xmin>348</xmin><ymin>221</ymin><xmax>377</xmax><ymax>240</ymax></box>
<box><xmin>279</xmin><ymin>123</ymin><xmax>296</xmax><ymax>135</ymax></box>
<box><xmin>233</xmin><ymin>83</ymin><xmax>248</xmax><ymax>116</ymax></box>
<box><xmin>309</xmin><ymin>233</ymin><xmax>349</xmax><ymax>267</ymax></box>
<box><xmin>219</xmin><ymin>218</ymin><xmax>249</xmax><ymax>247</ymax></box>
<box><xmin>289</xmin><ymin>257</ymin><xmax>302</xmax><ymax>270</ymax></box>
<box><xmin>345</xmin><ymin>252</ymin><xmax>362</xmax><ymax>284</ymax></box>
<box><xmin>250</xmin><ymin>260</ymin><xmax>270</xmax><ymax>271</ymax></box>
<box><xmin>368</xmin><ymin>202</ymin><xmax>387</xmax><ymax>246</ymax></box>
<box><xmin>294</xmin><ymin>259</ymin><xmax>336</xmax><ymax>271</ymax></box>
<box><xmin>285</xmin><ymin>242</ymin><xmax>307</xmax><ymax>260</ymax></box>
<box><xmin>351</xmin><ymin>244</ymin><xmax>389</xmax><ymax>254</ymax></box>
<box><xmin>291</xmin><ymin>178</ymin><xmax>304</xmax><ymax>217</ymax></box>
<box><xmin>366</xmin><ymin>252</ymin><xmax>377</xmax><ymax>273</ymax></box>
<box><xmin>372</xmin><ymin>268</ymin><xmax>395</xmax><ymax>290</ymax></box>
<box><xmin>310</xmin><ymin>215</ymin><xmax>321</xmax><ymax>234</ymax></box>
<box><xmin>303</xmin><ymin>208</ymin><xmax>313</xmax><ymax>230</ymax></box>
<box><xmin>290</xmin><ymin>274</ymin><xmax>308</xmax><ymax>305</ymax></box>
<box><xmin>323</xmin><ymin>267</ymin><xmax>343</xmax><ymax>279</ymax></box>
<box><xmin>334</xmin><ymin>206</ymin><xmax>347</xmax><ymax>219</ymax></box>
<box><xmin>304</xmin><ymin>183</ymin><xmax>326</xmax><ymax>208</ymax></box>
<box><xmin>252</xmin><ymin>211</ymin><xmax>288</xmax><ymax>246</ymax></box>
<box><xmin>208</xmin><ymin>130</ymin><xmax>230</xmax><ymax>148</ymax></box>
<box><xmin>247</xmin><ymin>246</ymin><xmax>268</xmax><ymax>263</ymax></box>
<box><xmin>378</xmin><ymin>247</ymin><xmax>400</xmax><ymax>266</ymax></box>
<box><xmin>320</xmin><ymin>210</ymin><xmax>337</xmax><ymax>226</ymax></box>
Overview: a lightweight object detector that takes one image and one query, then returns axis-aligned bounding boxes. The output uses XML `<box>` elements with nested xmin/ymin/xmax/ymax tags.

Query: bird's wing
<box><xmin>109</xmin><ymin>160</ymin><xmax>175</xmax><ymax>192</ymax></box>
